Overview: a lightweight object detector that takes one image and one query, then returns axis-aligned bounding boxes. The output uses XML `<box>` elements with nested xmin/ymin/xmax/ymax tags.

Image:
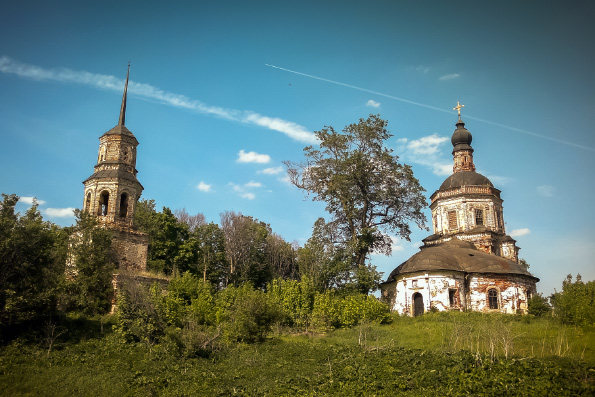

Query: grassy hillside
<box><xmin>1</xmin><ymin>312</ymin><xmax>593</xmax><ymax>396</ymax></box>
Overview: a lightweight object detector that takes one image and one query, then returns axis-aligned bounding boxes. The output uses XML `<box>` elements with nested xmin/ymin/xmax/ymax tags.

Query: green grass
<box><xmin>1</xmin><ymin>312</ymin><xmax>594</xmax><ymax>396</ymax></box>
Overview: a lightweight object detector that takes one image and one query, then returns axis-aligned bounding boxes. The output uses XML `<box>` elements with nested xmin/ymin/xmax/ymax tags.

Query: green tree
<box><xmin>194</xmin><ymin>222</ymin><xmax>228</xmax><ymax>287</ymax></box>
<box><xmin>298</xmin><ymin>218</ymin><xmax>352</xmax><ymax>292</ymax></box>
<box><xmin>285</xmin><ymin>115</ymin><xmax>427</xmax><ymax>293</ymax></box>
<box><xmin>527</xmin><ymin>293</ymin><xmax>551</xmax><ymax>317</ymax></box>
<box><xmin>64</xmin><ymin>210</ymin><xmax>116</xmax><ymax>315</ymax></box>
<box><xmin>0</xmin><ymin>194</ymin><xmax>66</xmax><ymax>338</ymax></box>
<box><xmin>220</xmin><ymin>211</ymin><xmax>271</xmax><ymax>288</ymax></box>
<box><xmin>551</xmin><ymin>274</ymin><xmax>595</xmax><ymax>326</ymax></box>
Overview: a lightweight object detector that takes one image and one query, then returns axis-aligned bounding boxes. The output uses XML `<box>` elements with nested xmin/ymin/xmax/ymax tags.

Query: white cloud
<box><xmin>237</xmin><ymin>150</ymin><xmax>271</xmax><ymax>164</ymax></box>
<box><xmin>366</xmin><ymin>99</ymin><xmax>380</xmax><ymax>108</ymax></box>
<box><xmin>18</xmin><ymin>196</ymin><xmax>46</xmax><ymax>205</ymax></box>
<box><xmin>509</xmin><ymin>228</ymin><xmax>530</xmax><ymax>237</ymax></box>
<box><xmin>196</xmin><ymin>181</ymin><xmax>212</xmax><ymax>192</ymax></box>
<box><xmin>439</xmin><ymin>73</ymin><xmax>460</xmax><ymax>81</ymax></box>
<box><xmin>242</xmin><ymin>114</ymin><xmax>319</xmax><ymax>144</ymax></box>
<box><xmin>482</xmin><ymin>173</ymin><xmax>514</xmax><ymax>186</ymax></box>
<box><xmin>259</xmin><ymin>166</ymin><xmax>284</xmax><ymax>175</ymax></box>
<box><xmin>537</xmin><ymin>185</ymin><xmax>554</xmax><ymax>197</ymax></box>
<box><xmin>230</xmin><ymin>181</ymin><xmax>262</xmax><ymax>200</ymax></box>
<box><xmin>414</xmin><ymin>65</ymin><xmax>430</xmax><ymax>74</ymax></box>
<box><xmin>0</xmin><ymin>56</ymin><xmax>318</xmax><ymax>144</ymax></box>
<box><xmin>44</xmin><ymin>207</ymin><xmax>75</xmax><ymax>218</ymax></box>
<box><xmin>406</xmin><ymin>134</ymin><xmax>448</xmax><ymax>156</ymax></box>
<box><xmin>240</xmin><ymin>192</ymin><xmax>256</xmax><ymax>200</ymax></box>
<box><xmin>244</xmin><ymin>181</ymin><xmax>262</xmax><ymax>188</ymax></box>
<box><xmin>397</xmin><ymin>134</ymin><xmax>452</xmax><ymax>176</ymax></box>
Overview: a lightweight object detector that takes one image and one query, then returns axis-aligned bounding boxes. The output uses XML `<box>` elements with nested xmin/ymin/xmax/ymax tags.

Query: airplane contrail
<box><xmin>265</xmin><ymin>64</ymin><xmax>595</xmax><ymax>152</ymax></box>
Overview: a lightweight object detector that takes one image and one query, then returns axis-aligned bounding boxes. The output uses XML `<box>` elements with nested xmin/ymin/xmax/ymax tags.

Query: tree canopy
<box><xmin>285</xmin><ymin>115</ymin><xmax>427</xmax><ymax>290</ymax></box>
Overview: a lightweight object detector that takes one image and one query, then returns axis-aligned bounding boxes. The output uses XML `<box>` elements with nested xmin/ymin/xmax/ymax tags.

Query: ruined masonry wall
<box><xmin>111</xmin><ymin>228</ymin><xmax>148</xmax><ymax>272</ymax></box>
<box><xmin>383</xmin><ymin>272</ymin><xmax>537</xmax><ymax>316</ymax></box>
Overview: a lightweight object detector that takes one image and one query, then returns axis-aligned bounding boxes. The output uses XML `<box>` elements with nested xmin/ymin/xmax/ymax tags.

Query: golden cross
<box><xmin>453</xmin><ymin>101</ymin><xmax>464</xmax><ymax>118</ymax></box>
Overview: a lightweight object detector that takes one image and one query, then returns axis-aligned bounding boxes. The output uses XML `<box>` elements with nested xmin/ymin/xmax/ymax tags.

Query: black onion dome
<box><xmin>439</xmin><ymin>171</ymin><xmax>494</xmax><ymax>190</ymax></box>
<box><xmin>451</xmin><ymin>120</ymin><xmax>473</xmax><ymax>152</ymax></box>
<box><xmin>385</xmin><ymin>239</ymin><xmax>538</xmax><ymax>282</ymax></box>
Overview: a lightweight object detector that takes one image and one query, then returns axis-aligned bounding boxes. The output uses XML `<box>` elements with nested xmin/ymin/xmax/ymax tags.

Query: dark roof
<box><xmin>439</xmin><ymin>171</ymin><xmax>494</xmax><ymax>190</ymax></box>
<box><xmin>385</xmin><ymin>239</ymin><xmax>537</xmax><ymax>282</ymax></box>
<box><xmin>83</xmin><ymin>169</ymin><xmax>143</xmax><ymax>188</ymax></box>
<box><xmin>101</xmin><ymin>124</ymin><xmax>137</xmax><ymax>141</ymax></box>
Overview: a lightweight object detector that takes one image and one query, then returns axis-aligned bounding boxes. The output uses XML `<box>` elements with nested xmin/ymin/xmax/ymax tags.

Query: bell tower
<box><xmin>82</xmin><ymin>65</ymin><xmax>148</xmax><ymax>270</ymax></box>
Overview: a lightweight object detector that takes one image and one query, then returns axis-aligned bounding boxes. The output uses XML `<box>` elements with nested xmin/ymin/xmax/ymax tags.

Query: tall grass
<box><xmin>324</xmin><ymin>311</ymin><xmax>595</xmax><ymax>363</ymax></box>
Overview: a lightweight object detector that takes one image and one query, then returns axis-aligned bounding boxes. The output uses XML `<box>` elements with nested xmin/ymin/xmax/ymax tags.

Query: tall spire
<box><xmin>118</xmin><ymin>63</ymin><xmax>130</xmax><ymax>126</ymax></box>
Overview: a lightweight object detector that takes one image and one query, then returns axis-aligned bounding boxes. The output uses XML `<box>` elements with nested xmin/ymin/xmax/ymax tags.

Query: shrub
<box><xmin>528</xmin><ymin>293</ymin><xmax>551</xmax><ymax>317</ymax></box>
<box><xmin>310</xmin><ymin>291</ymin><xmax>390</xmax><ymax>331</ymax></box>
<box><xmin>267</xmin><ymin>277</ymin><xmax>315</xmax><ymax>329</ymax></box>
<box><xmin>216</xmin><ymin>284</ymin><xmax>283</xmax><ymax>343</ymax></box>
<box><xmin>552</xmin><ymin>274</ymin><xmax>595</xmax><ymax>327</ymax></box>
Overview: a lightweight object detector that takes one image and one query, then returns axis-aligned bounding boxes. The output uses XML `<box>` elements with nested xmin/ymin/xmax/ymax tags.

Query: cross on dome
<box><xmin>453</xmin><ymin>101</ymin><xmax>465</xmax><ymax>119</ymax></box>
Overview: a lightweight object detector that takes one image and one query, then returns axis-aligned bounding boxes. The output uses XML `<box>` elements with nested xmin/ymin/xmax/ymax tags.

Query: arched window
<box><xmin>488</xmin><ymin>288</ymin><xmax>499</xmax><ymax>309</ymax></box>
<box><xmin>85</xmin><ymin>193</ymin><xmax>91</xmax><ymax>212</ymax></box>
<box><xmin>98</xmin><ymin>191</ymin><xmax>109</xmax><ymax>216</ymax></box>
<box><xmin>119</xmin><ymin>192</ymin><xmax>128</xmax><ymax>218</ymax></box>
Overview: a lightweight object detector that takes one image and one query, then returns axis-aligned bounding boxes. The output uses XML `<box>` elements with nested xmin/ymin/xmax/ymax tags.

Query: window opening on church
<box><xmin>85</xmin><ymin>193</ymin><xmax>91</xmax><ymax>212</ymax></box>
<box><xmin>98</xmin><ymin>191</ymin><xmax>109</xmax><ymax>216</ymax></box>
<box><xmin>448</xmin><ymin>211</ymin><xmax>458</xmax><ymax>230</ymax></box>
<box><xmin>449</xmin><ymin>289</ymin><xmax>456</xmax><ymax>307</ymax></box>
<box><xmin>475</xmin><ymin>209</ymin><xmax>484</xmax><ymax>226</ymax></box>
<box><xmin>495</xmin><ymin>209</ymin><xmax>502</xmax><ymax>229</ymax></box>
<box><xmin>488</xmin><ymin>288</ymin><xmax>499</xmax><ymax>309</ymax></box>
<box><xmin>119</xmin><ymin>192</ymin><xmax>129</xmax><ymax>218</ymax></box>
<box><xmin>413</xmin><ymin>292</ymin><xmax>424</xmax><ymax>317</ymax></box>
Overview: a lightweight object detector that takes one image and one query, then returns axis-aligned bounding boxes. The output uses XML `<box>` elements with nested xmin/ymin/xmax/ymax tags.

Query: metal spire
<box><xmin>118</xmin><ymin>63</ymin><xmax>130</xmax><ymax>126</ymax></box>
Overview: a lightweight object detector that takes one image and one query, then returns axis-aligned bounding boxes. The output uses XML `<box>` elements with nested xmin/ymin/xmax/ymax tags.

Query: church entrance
<box><xmin>413</xmin><ymin>293</ymin><xmax>424</xmax><ymax>317</ymax></box>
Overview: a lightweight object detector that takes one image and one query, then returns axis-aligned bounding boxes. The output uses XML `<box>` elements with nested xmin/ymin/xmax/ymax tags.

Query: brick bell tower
<box><xmin>82</xmin><ymin>64</ymin><xmax>148</xmax><ymax>271</ymax></box>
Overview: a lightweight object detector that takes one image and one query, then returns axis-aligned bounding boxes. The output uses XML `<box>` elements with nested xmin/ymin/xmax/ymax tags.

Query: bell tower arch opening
<box><xmin>98</xmin><ymin>190</ymin><xmax>110</xmax><ymax>216</ymax></box>
<box><xmin>119</xmin><ymin>192</ymin><xmax>129</xmax><ymax>218</ymax></box>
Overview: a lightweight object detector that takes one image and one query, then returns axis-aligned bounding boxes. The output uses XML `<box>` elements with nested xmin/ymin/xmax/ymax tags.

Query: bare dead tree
<box><xmin>174</xmin><ymin>208</ymin><xmax>206</xmax><ymax>232</ymax></box>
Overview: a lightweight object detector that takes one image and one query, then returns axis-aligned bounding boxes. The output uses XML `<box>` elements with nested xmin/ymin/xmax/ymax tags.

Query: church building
<box><xmin>81</xmin><ymin>65</ymin><xmax>148</xmax><ymax>271</ymax></box>
<box><xmin>380</xmin><ymin>103</ymin><xmax>538</xmax><ymax>315</ymax></box>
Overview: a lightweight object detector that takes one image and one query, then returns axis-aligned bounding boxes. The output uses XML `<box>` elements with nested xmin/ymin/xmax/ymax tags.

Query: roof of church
<box><xmin>83</xmin><ymin>169</ymin><xmax>143</xmax><ymax>187</ymax></box>
<box><xmin>439</xmin><ymin>170</ymin><xmax>494</xmax><ymax>190</ymax></box>
<box><xmin>384</xmin><ymin>239</ymin><xmax>538</xmax><ymax>283</ymax></box>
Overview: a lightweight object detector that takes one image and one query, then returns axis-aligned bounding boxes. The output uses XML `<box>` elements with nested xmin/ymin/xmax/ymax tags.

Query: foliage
<box><xmin>0</xmin><ymin>194</ymin><xmax>66</xmax><ymax>340</ymax></box>
<box><xmin>220</xmin><ymin>211</ymin><xmax>272</xmax><ymax>288</ymax></box>
<box><xmin>193</xmin><ymin>222</ymin><xmax>228</xmax><ymax>288</ymax></box>
<box><xmin>310</xmin><ymin>290</ymin><xmax>391</xmax><ymax>331</ymax></box>
<box><xmin>551</xmin><ymin>274</ymin><xmax>595</xmax><ymax>327</ymax></box>
<box><xmin>528</xmin><ymin>293</ymin><xmax>552</xmax><ymax>317</ymax></box>
<box><xmin>267</xmin><ymin>277</ymin><xmax>316</xmax><ymax>328</ymax></box>
<box><xmin>215</xmin><ymin>283</ymin><xmax>283</xmax><ymax>343</ymax></box>
<box><xmin>285</xmin><ymin>115</ymin><xmax>427</xmax><ymax>293</ymax></box>
<box><xmin>1</xmin><ymin>315</ymin><xmax>594</xmax><ymax>396</ymax></box>
<box><xmin>62</xmin><ymin>210</ymin><xmax>116</xmax><ymax>315</ymax></box>
<box><xmin>114</xmin><ymin>279</ymin><xmax>165</xmax><ymax>346</ymax></box>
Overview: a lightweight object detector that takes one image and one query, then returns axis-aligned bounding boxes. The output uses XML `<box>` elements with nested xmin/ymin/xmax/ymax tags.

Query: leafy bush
<box><xmin>552</xmin><ymin>274</ymin><xmax>595</xmax><ymax>327</ymax></box>
<box><xmin>310</xmin><ymin>291</ymin><xmax>390</xmax><ymax>331</ymax></box>
<box><xmin>216</xmin><ymin>284</ymin><xmax>283</xmax><ymax>343</ymax></box>
<box><xmin>114</xmin><ymin>280</ymin><xmax>165</xmax><ymax>345</ymax></box>
<box><xmin>528</xmin><ymin>293</ymin><xmax>551</xmax><ymax>317</ymax></box>
<box><xmin>267</xmin><ymin>277</ymin><xmax>315</xmax><ymax>329</ymax></box>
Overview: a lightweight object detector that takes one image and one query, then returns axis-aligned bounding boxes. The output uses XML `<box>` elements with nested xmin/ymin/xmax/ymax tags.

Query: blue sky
<box><xmin>1</xmin><ymin>0</ymin><xmax>593</xmax><ymax>296</ymax></box>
